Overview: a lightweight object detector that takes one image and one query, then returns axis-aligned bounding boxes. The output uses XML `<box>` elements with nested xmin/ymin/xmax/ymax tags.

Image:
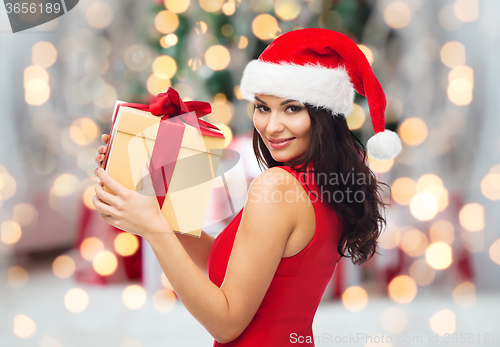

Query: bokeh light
<box><xmin>430</xmin><ymin>309</ymin><xmax>456</xmax><ymax>336</ymax></box>
<box><xmin>452</xmin><ymin>281</ymin><xmax>476</xmax><ymax>308</ymax></box>
<box><xmin>52</xmin><ymin>255</ymin><xmax>76</xmax><ymax>279</ymax></box>
<box><xmin>123</xmin><ymin>285</ymin><xmax>147</xmax><ymax>310</ymax></box>
<box><xmin>425</xmin><ymin>242</ymin><xmax>452</xmax><ymax>270</ymax></box>
<box><xmin>447</xmin><ymin>65</ymin><xmax>473</xmax><ymax>106</ymax></box>
<box><xmin>454</xmin><ymin>0</ymin><xmax>478</xmax><ymax>23</ymax></box>
<box><xmin>416</xmin><ymin>174</ymin><xmax>443</xmax><ymax>192</ymax></box>
<box><xmin>439</xmin><ymin>5</ymin><xmax>463</xmax><ymax>31</ymax></box>
<box><xmin>32</xmin><ymin>41</ymin><xmax>57</xmax><ymax>68</ymax></box>
<box><xmin>195</xmin><ymin>21</ymin><xmax>208</xmax><ymax>34</ymax></box>
<box><xmin>274</xmin><ymin>0</ymin><xmax>301</xmax><ymax>21</ymax></box>
<box><xmin>238</xmin><ymin>36</ymin><xmax>249</xmax><ymax>49</ymax></box>
<box><xmin>7</xmin><ymin>265</ymin><xmax>29</xmax><ymax>288</ymax></box>
<box><xmin>459</xmin><ymin>203</ymin><xmax>484</xmax><ymax>232</ymax></box>
<box><xmin>95</xmin><ymin>84</ymin><xmax>118</xmax><ymax>109</ymax></box>
<box><xmin>449</xmin><ymin>65</ymin><xmax>473</xmax><ymax>91</ymax></box>
<box><xmin>69</xmin><ymin>118</ymin><xmax>99</xmax><ymax>146</ymax></box>
<box><xmin>388</xmin><ymin>275</ymin><xmax>417</xmax><ymax>304</ymax></box>
<box><xmin>410</xmin><ymin>192</ymin><xmax>438</xmax><ymax>221</ymax></box>
<box><xmin>1</xmin><ymin>220</ymin><xmax>22</xmax><ymax>244</ymax></box>
<box><xmin>205</xmin><ymin>45</ymin><xmax>230</xmax><ymax>71</ymax></box>
<box><xmin>222</xmin><ymin>1</ymin><xmax>236</xmax><ymax>16</ymax></box>
<box><xmin>80</xmin><ymin>237</ymin><xmax>105</xmax><ymax>261</ymax></box>
<box><xmin>367</xmin><ymin>155</ymin><xmax>394</xmax><ymax>173</ymax></box>
<box><xmin>147</xmin><ymin>74</ymin><xmax>172</xmax><ymax>95</ymax></box>
<box><xmin>164</xmin><ymin>0</ymin><xmax>190</xmax><ymax>13</ymax></box>
<box><xmin>481</xmin><ymin>172</ymin><xmax>500</xmax><ymax>200</ymax></box>
<box><xmin>24</xmin><ymin>65</ymin><xmax>50</xmax><ymax>106</ymax></box>
<box><xmin>346</xmin><ymin>103</ymin><xmax>365</xmax><ymax>130</ymax></box>
<box><xmin>0</xmin><ymin>172</ymin><xmax>17</xmax><ymax>200</ymax></box>
<box><xmin>214</xmin><ymin>123</ymin><xmax>233</xmax><ymax>148</ymax></box>
<box><xmin>64</xmin><ymin>288</ymin><xmax>89</xmax><ymax>313</ymax></box>
<box><xmin>199</xmin><ymin>0</ymin><xmax>223</xmax><ymax>12</ymax></box>
<box><xmin>93</xmin><ymin>250</ymin><xmax>118</xmax><ymax>276</ymax></box>
<box><xmin>398</xmin><ymin>117</ymin><xmax>428</xmax><ymax>146</ymax></box>
<box><xmin>489</xmin><ymin>239</ymin><xmax>500</xmax><ymax>265</ymax></box>
<box><xmin>429</xmin><ymin>220</ymin><xmax>454</xmax><ymax>245</ymax></box>
<box><xmin>357</xmin><ymin>44</ymin><xmax>373</xmax><ymax>65</ymax></box>
<box><xmin>51</xmin><ymin>174</ymin><xmax>80</xmax><ymax>197</ymax></box>
<box><xmin>13</xmin><ymin>314</ymin><xmax>37</xmax><ymax>339</ymax></box>
<box><xmin>155</xmin><ymin>11</ymin><xmax>179</xmax><ymax>34</ymax></box>
<box><xmin>221</xmin><ymin>23</ymin><xmax>234</xmax><ymax>37</ymax></box>
<box><xmin>423</xmin><ymin>184</ymin><xmax>449</xmax><ymax>212</ymax></box>
<box><xmin>86</xmin><ymin>2</ymin><xmax>114</xmax><ymax>29</ymax></box>
<box><xmin>378</xmin><ymin>222</ymin><xmax>401</xmax><ymax>249</ymax></box>
<box><xmin>409</xmin><ymin>259</ymin><xmax>435</xmax><ymax>286</ymax></box>
<box><xmin>383</xmin><ymin>1</ymin><xmax>411</xmax><ymax>29</ymax></box>
<box><xmin>114</xmin><ymin>232</ymin><xmax>140</xmax><ymax>256</ymax></box>
<box><xmin>124</xmin><ymin>45</ymin><xmax>152</xmax><ymax>72</ymax></box>
<box><xmin>152</xmin><ymin>288</ymin><xmax>177</xmax><ymax>313</ymax></box>
<box><xmin>160</xmin><ymin>34</ymin><xmax>178</xmax><ymax>48</ymax></box>
<box><xmin>462</xmin><ymin>228</ymin><xmax>485</xmax><ymax>253</ymax></box>
<box><xmin>152</xmin><ymin>55</ymin><xmax>178</xmax><ymax>79</ymax></box>
<box><xmin>207</xmin><ymin>94</ymin><xmax>233</xmax><ymax>124</ymax></box>
<box><xmin>341</xmin><ymin>286</ymin><xmax>368</xmax><ymax>312</ymax></box>
<box><xmin>187</xmin><ymin>58</ymin><xmax>202</xmax><ymax>71</ymax></box>
<box><xmin>440</xmin><ymin>41</ymin><xmax>466</xmax><ymax>68</ymax></box>
<box><xmin>391</xmin><ymin>177</ymin><xmax>416</xmax><ymax>205</ymax></box>
<box><xmin>400</xmin><ymin>227</ymin><xmax>428</xmax><ymax>257</ymax></box>
<box><xmin>252</xmin><ymin>14</ymin><xmax>280</xmax><ymax>40</ymax></box>
<box><xmin>83</xmin><ymin>184</ymin><xmax>97</xmax><ymax>210</ymax></box>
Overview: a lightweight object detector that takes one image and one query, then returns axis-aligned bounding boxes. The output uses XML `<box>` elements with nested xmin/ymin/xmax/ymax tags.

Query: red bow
<box><xmin>149</xmin><ymin>88</ymin><xmax>212</xmax><ymax>119</ymax></box>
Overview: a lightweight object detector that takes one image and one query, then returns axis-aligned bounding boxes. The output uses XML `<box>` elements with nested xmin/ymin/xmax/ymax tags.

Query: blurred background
<box><xmin>1</xmin><ymin>0</ymin><xmax>500</xmax><ymax>346</ymax></box>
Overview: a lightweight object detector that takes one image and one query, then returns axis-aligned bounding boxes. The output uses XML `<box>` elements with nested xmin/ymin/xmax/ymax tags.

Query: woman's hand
<box><xmin>93</xmin><ymin>161</ymin><xmax>171</xmax><ymax>238</ymax></box>
<box><xmin>94</xmin><ymin>134</ymin><xmax>109</xmax><ymax>177</ymax></box>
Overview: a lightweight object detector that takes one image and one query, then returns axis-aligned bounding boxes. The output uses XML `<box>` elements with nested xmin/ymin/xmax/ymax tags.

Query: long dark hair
<box><xmin>252</xmin><ymin>104</ymin><xmax>389</xmax><ymax>266</ymax></box>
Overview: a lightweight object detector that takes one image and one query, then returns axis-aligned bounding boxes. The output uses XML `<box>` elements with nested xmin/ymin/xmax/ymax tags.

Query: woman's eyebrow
<box><xmin>280</xmin><ymin>99</ymin><xmax>297</xmax><ymax>106</ymax></box>
<box><xmin>254</xmin><ymin>96</ymin><xmax>267</xmax><ymax>105</ymax></box>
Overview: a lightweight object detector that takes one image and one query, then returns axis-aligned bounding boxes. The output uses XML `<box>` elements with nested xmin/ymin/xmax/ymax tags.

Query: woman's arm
<box><xmin>142</xmin><ymin>168</ymin><xmax>300</xmax><ymax>343</ymax></box>
<box><xmin>174</xmin><ymin>231</ymin><xmax>214</xmax><ymax>277</ymax></box>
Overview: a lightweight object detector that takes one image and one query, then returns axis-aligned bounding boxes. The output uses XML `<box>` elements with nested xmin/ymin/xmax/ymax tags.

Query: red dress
<box><xmin>207</xmin><ymin>162</ymin><xmax>345</xmax><ymax>346</ymax></box>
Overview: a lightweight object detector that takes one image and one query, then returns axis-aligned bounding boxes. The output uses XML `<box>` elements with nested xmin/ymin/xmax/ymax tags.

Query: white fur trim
<box><xmin>240</xmin><ymin>60</ymin><xmax>355</xmax><ymax>115</ymax></box>
<box><xmin>366</xmin><ymin>130</ymin><xmax>402</xmax><ymax>161</ymax></box>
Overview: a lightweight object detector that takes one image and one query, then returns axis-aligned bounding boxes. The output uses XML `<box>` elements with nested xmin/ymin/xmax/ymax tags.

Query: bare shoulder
<box><xmin>245</xmin><ymin>167</ymin><xmax>306</xmax><ymax>226</ymax></box>
<box><xmin>248</xmin><ymin>167</ymin><xmax>297</xmax><ymax>195</ymax></box>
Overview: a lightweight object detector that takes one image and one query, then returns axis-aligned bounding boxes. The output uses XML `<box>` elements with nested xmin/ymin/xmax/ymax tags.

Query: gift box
<box><xmin>99</xmin><ymin>88</ymin><xmax>225</xmax><ymax>237</ymax></box>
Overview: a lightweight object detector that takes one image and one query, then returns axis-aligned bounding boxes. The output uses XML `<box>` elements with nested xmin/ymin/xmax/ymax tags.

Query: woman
<box><xmin>93</xmin><ymin>28</ymin><xmax>401</xmax><ymax>346</ymax></box>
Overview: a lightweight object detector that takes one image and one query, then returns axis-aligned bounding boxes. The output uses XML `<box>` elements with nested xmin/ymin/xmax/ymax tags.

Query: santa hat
<box><xmin>239</xmin><ymin>28</ymin><xmax>402</xmax><ymax>161</ymax></box>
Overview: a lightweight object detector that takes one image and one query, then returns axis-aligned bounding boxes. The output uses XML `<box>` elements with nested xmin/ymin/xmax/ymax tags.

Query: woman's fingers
<box><xmin>95</xmin><ymin>134</ymin><xmax>109</xmax><ymax>177</ymax></box>
<box><xmin>101</xmin><ymin>134</ymin><xmax>109</xmax><ymax>144</ymax></box>
<box><xmin>98</xmin><ymin>145</ymin><xmax>107</xmax><ymax>154</ymax></box>
<box><xmin>95</xmin><ymin>154</ymin><xmax>105</xmax><ymax>166</ymax></box>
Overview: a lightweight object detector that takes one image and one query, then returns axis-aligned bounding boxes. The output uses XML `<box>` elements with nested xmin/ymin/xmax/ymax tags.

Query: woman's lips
<box><xmin>268</xmin><ymin>137</ymin><xmax>296</xmax><ymax>149</ymax></box>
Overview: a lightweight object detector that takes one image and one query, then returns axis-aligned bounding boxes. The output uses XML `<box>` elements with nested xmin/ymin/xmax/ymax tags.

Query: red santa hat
<box><xmin>239</xmin><ymin>28</ymin><xmax>402</xmax><ymax>161</ymax></box>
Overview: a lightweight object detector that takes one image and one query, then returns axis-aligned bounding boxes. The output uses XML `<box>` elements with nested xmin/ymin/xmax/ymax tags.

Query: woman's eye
<box><xmin>254</xmin><ymin>105</ymin><xmax>269</xmax><ymax>112</ymax></box>
<box><xmin>286</xmin><ymin>105</ymin><xmax>302</xmax><ymax>113</ymax></box>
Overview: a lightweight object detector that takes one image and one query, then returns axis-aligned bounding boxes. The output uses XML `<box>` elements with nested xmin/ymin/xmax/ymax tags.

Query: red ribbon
<box><xmin>102</xmin><ymin>87</ymin><xmax>225</xmax><ymax>210</ymax></box>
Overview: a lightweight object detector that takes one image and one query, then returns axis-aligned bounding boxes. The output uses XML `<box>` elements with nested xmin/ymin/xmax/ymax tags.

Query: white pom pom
<box><xmin>366</xmin><ymin>130</ymin><xmax>402</xmax><ymax>161</ymax></box>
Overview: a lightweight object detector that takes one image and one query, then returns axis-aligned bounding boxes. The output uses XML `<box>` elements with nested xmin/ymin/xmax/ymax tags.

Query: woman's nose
<box><xmin>266</xmin><ymin>111</ymin><xmax>284</xmax><ymax>133</ymax></box>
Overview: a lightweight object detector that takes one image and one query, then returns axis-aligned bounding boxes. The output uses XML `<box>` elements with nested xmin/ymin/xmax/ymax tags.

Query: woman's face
<box><xmin>253</xmin><ymin>94</ymin><xmax>311</xmax><ymax>166</ymax></box>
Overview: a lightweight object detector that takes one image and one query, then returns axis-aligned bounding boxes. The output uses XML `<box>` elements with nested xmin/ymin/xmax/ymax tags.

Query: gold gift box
<box><xmin>99</xmin><ymin>102</ymin><xmax>225</xmax><ymax>237</ymax></box>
